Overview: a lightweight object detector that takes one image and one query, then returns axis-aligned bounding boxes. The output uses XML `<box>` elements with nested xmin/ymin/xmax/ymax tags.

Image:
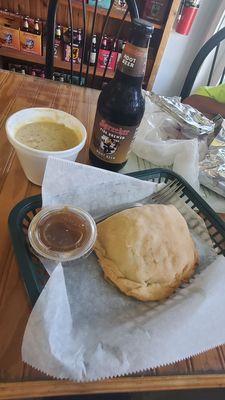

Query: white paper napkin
<box><xmin>22</xmin><ymin>158</ymin><xmax>225</xmax><ymax>382</ymax></box>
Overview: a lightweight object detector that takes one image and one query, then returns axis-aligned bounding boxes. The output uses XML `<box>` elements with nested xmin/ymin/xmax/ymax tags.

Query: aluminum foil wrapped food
<box><xmin>148</xmin><ymin>92</ymin><xmax>215</xmax><ymax>142</ymax></box>
<box><xmin>199</xmin><ymin>127</ymin><xmax>225</xmax><ymax>197</ymax></box>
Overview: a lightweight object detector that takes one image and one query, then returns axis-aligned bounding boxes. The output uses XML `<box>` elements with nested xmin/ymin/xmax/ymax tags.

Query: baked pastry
<box><xmin>94</xmin><ymin>204</ymin><xmax>199</xmax><ymax>301</ymax></box>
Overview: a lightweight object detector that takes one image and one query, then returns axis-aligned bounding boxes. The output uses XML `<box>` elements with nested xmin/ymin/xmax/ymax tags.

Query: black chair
<box><xmin>45</xmin><ymin>0</ymin><xmax>139</xmax><ymax>87</ymax></box>
<box><xmin>180</xmin><ymin>27</ymin><xmax>225</xmax><ymax>100</ymax></box>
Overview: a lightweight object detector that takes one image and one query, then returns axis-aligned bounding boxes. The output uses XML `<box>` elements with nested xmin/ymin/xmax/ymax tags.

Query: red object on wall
<box><xmin>176</xmin><ymin>3</ymin><xmax>199</xmax><ymax>36</ymax></box>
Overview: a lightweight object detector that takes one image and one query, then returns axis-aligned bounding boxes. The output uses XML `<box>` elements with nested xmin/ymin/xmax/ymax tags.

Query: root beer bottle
<box><xmin>89</xmin><ymin>18</ymin><xmax>153</xmax><ymax>171</ymax></box>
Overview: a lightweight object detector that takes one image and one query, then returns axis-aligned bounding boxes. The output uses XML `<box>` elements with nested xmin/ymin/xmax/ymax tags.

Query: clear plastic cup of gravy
<box><xmin>28</xmin><ymin>206</ymin><xmax>97</xmax><ymax>262</ymax></box>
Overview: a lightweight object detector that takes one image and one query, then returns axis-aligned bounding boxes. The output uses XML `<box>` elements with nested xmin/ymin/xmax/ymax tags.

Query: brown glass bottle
<box><xmin>90</xmin><ymin>34</ymin><xmax>97</xmax><ymax>66</ymax></box>
<box><xmin>34</xmin><ymin>18</ymin><xmax>41</xmax><ymax>35</ymax></box>
<box><xmin>101</xmin><ymin>35</ymin><xmax>108</xmax><ymax>50</ymax></box>
<box><xmin>22</xmin><ymin>16</ymin><xmax>30</xmax><ymax>33</ymax></box>
<box><xmin>89</xmin><ymin>18</ymin><xmax>153</xmax><ymax>171</ymax></box>
<box><xmin>55</xmin><ymin>25</ymin><xmax>62</xmax><ymax>41</ymax></box>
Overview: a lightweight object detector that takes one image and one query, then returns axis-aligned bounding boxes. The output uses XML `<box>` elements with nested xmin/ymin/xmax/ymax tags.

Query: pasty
<box><xmin>94</xmin><ymin>204</ymin><xmax>199</xmax><ymax>301</ymax></box>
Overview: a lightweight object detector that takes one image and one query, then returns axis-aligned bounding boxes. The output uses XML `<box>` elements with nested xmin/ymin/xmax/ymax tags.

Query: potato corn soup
<box><xmin>15</xmin><ymin>121</ymin><xmax>81</xmax><ymax>151</ymax></box>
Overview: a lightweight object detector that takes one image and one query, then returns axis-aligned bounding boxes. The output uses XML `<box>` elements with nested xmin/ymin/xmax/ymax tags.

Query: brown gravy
<box><xmin>38</xmin><ymin>209</ymin><xmax>89</xmax><ymax>252</ymax></box>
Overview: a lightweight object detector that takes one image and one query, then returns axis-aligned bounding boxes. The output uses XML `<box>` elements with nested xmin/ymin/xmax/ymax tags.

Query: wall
<box><xmin>152</xmin><ymin>0</ymin><xmax>225</xmax><ymax>96</ymax></box>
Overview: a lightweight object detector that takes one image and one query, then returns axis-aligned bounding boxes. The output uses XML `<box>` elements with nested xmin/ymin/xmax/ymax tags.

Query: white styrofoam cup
<box><xmin>6</xmin><ymin>107</ymin><xmax>87</xmax><ymax>186</ymax></box>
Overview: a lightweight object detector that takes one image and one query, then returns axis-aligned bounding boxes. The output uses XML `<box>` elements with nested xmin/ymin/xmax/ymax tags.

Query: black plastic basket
<box><xmin>8</xmin><ymin>168</ymin><xmax>225</xmax><ymax>306</ymax></box>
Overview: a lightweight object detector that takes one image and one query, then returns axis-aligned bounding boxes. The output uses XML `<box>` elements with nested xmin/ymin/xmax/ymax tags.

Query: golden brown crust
<box><xmin>94</xmin><ymin>204</ymin><xmax>199</xmax><ymax>302</ymax></box>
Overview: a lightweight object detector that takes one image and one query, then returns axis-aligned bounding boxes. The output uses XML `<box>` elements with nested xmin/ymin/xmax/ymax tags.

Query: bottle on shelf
<box><xmin>77</xmin><ymin>28</ymin><xmax>82</xmax><ymax>47</ymax></box>
<box><xmin>55</xmin><ymin>24</ymin><xmax>62</xmax><ymax>41</ymax></box>
<box><xmin>59</xmin><ymin>74</ymin><xmax>65</xmax><ymax>83</ymax></box>
<box><xmin>101</xmin><ymin>35</ymin><xmax>108</xmax><ymax>50</ymax></box>
<box><xmin>54</xmin><ymin>24</ymin><xmax>62</xmax><ymax>57</ymax></box>
<box><xmin>73</xmin><ymin>28</ymin><xmax>78</xmax><ymax>39</ymax></box>
<box><xmin>64</xmin><ymin>27</ymin><xmax>82</xmax><ymax>64</ymax></box>
<box><xmin>40</xmin><ymin>70</ymin><xmax>45</xmax><ymax>79</ymax></box>
<box><xmin>2</xmin><ymin>8</ymin><xmax>9</xmax><ymax>16</ymax></box>
<box><xmin>89</xmin><ymin>18</ymin><xmax>154</xmax><ymax>171</ymax></box>
<box><xmin>15</xmin><ymin>10</ymin><xmax>21</xmax><ymax>22</ymax></box>
<box><xmin>77</xmin><ymin>28</ymin><xmax>83</xmax><ymax>63</ymax></box>
<box><xmin>21</xmin><ymin>68</ymin><xmax>26</xmax><ymax>75</ymax></box>
<box><xmin>112</xmin><ymin>40</ymin><xmax>117</xmax><ymax>52</ymax></box>
<box><xmin>21</xmin><ymin>16</ymin><xmax>30</xmax><ymax>33</ymax></box>
<box><xmin>34</xmin><ymin>18</ymin><xmax>41</xmax><ymax>35</ymax></box>
<box><xmin>98</xmin><ymin>35</ymin><xmax>118</xmax><ymax>71</ymax></box>
<box><xmin>90</xmin><ymin>34</ymin><xmax>97</xmax><ymax>66</ymax></box>
<box><xmin>63</xmin><ymin>26</ymin><xmax>72</xmax><ymax>44</ymax></box>
<box><xmin>71</xmin><ymin>28</ymin><xmax>79</xmax><ymax>64</ymax></box>
<box><xmin>72</xmin><ymin>28</ymin><xmax>78</xmax><ymax>48</ymax></box>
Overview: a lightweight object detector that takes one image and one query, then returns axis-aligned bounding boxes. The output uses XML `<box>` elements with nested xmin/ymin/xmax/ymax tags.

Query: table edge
<box><xmin>1</xmin><ymin>374</ymin><xmax>225</xmax><ymax>399</ymax></box>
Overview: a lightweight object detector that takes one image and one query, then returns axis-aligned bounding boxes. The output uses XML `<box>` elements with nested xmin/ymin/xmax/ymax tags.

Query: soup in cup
<box><xmin>6</xmin><ymin>107</ymin><xmax>87</xmax><ymax>185</ymax></box>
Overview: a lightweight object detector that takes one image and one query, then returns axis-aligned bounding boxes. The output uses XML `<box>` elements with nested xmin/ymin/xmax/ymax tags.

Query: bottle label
<box><xmin>98</xmin><ymin>49</ymin><xmax>117</xmax><ymax>70</ymax></box>
<box><xmin>118</xmin><ymin>42</ymin><xmax>148</xmax><ymax>77</ymax></box>
<box><xmin>64</xmin><ymin>44</ymin><xmax>80</xmax><ymax>63</ymax></box>
<box><xmin>90</xmin><ymin>111</ymin><xmax>139</xmax><ymax>164</ymax></box>
<box><xmin>90</xmin><ymin>51</ymin><xmax>96</xmax><ymax>64</ymax></box>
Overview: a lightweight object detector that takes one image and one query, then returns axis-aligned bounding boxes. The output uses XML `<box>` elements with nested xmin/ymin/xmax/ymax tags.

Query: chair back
<box><xmin>180</xmin><ymin>27</ymin><xmax>225</xmax><ymax>100</ymax></box>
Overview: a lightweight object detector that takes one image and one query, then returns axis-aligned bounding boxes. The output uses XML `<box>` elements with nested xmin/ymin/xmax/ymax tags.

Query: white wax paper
<box><xmin>22</xmin><ymin>157</ymin><xmax>225</xmax><ymax>382</ymax></box>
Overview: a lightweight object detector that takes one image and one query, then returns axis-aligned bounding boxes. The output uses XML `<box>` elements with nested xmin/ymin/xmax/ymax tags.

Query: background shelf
<box><xmin>0</xmin><ymin>0</ymin><xmax>181</xmax><ymax>90</ymax></box>
<box><xmin>0</xmin><ymin>46</ymin><xmax>115</xmax><ymax>78</ymax></box>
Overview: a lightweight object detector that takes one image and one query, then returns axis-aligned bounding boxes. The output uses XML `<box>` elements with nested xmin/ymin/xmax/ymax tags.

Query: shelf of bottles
<box><xmin>0</xmin><ymin>7</ymin><xmax>129</xmax><ymax>84</ymax></box>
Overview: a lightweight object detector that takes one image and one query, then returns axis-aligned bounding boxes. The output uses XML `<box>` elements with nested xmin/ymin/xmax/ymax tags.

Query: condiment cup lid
<box><xmin>28</xmin><ymin>206</ymin><xmax>97</xmax><ymax>262</ymax></box>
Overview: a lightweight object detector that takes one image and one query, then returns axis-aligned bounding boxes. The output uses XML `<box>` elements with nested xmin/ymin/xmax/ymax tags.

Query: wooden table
<box><xmin>1</xmin><ymin>70</ymin><xmax>225</xmax><ymax>400</ymax></box>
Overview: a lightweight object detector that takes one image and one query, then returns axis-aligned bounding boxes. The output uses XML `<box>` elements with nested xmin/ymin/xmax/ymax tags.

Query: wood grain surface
<box><xmin>1</xmin><ymin>70</ymin><xmax>225</xmax><ymax>398</ymax></box>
